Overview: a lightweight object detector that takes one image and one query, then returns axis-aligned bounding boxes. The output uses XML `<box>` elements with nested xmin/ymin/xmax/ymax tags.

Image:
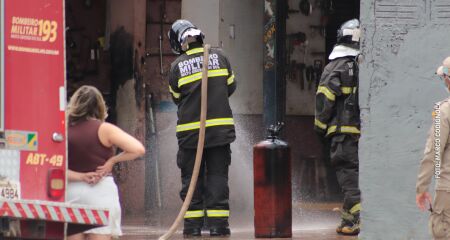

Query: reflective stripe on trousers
<box><xmin>184</xmin><ymin>210</ymin><xmax>205</xmax><ymax>219</ymax></box>
<box><xmin>206</xmin><ymin>209</ymin><xmax>230</xmax><ymax>218</ymax></box>
<box><xmin>326</xmin><ymin>125</ymin><xmax>360</xmax><ymax>136</ymax></box>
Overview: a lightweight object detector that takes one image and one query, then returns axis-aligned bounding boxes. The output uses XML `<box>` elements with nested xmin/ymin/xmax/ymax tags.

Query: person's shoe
<box><xmin>210</xmin><ymin>227</ymin><xmax>231</xmax><ymax>237</ymax></box>
<box><xmin>336</xmin><ymin>217</ymin><xmax>351</xmax><ymax>234</ymax></box>
<box><xmin>340</xmin><ymin>221</ymin><xmax>360</xmax><ymax>236</ymax></box>
<box><xmin>334</xmin><ymin>203</ymin><xmax>360</xmax><ymax>236</ymax></box>
<box><xmin>183</xmin><ymin>228</ymin><xmax>201</xmax><ymax>238</ymax></box>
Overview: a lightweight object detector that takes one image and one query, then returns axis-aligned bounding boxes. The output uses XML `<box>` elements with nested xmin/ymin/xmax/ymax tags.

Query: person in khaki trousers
<box><xmin>416</xmin><ymin>57</ymin><xmax>450</xmax><ymax>239</ymax></box>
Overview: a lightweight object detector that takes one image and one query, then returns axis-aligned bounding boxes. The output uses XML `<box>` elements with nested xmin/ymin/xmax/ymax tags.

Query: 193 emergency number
<box><xmin>38</xmin><ymin>19</ymin><xmax>58</xmax><ymax>42</ymax></box>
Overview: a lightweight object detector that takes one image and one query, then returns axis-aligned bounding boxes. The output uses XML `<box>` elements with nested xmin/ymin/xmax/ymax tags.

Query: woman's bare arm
<box><xmin>96</xmin><ymin>122</ymin><xmax>146</xmax><ymax>175</ymax></box>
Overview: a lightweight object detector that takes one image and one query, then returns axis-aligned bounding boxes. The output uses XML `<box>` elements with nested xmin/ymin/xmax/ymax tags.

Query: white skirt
<box><xmin>67</xmin><ymin>176</ymin><xmax>123</xmax><ymax>236</ymax></box>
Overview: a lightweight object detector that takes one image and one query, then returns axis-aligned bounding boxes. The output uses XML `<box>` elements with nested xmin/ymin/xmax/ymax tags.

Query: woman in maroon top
<box><xmin>66</xmin><ymin>86</ymin><xmax>145</xmax><ymax>240</ymax></box>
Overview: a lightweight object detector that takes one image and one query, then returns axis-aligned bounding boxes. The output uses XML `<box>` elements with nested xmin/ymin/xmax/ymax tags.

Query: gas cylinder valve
<box><xmin>267</xmin><ymin>122</ymin><xmax>285</xmax><ymax>140</ymax></box>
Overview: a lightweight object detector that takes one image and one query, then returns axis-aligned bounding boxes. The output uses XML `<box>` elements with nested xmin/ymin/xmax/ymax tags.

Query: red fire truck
<box><xmin>0</xmin><ymin>0</ymin><xmax>108</xmax><ymax>239</ymax></box>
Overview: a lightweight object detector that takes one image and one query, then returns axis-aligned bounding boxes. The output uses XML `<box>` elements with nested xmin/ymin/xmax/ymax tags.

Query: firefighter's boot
<box><xmin>183</xmin><ymin>228</ymin><xmax>202</xmax><ymax>238</ymax></box>
<box><xmin>210</xmin><ymin>227</ymin><xmax>231</xmax><ymax>237</ymax></box>
<box><xmin>336</xmin><ymin>203</ymin><xmax>360</xmax><ymax>236</ymax></box>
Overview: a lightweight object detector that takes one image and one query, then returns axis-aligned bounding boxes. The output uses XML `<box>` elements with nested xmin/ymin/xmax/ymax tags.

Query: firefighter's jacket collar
<box><xmin>329</xmin><ymin>45</ymin><xmax>360</xmax><ymax>60</ymax></box>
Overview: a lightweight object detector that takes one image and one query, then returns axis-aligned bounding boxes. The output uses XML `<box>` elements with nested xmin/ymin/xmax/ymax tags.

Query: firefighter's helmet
<box><xmin>168</xmin><ymin>19</ymin><xmax>204</xmax><ymax>55</ymax></box>
<box><xmin>337</xmin><ymin>19</ymin><xmax>360</xmax><ymax>49</ymax></box>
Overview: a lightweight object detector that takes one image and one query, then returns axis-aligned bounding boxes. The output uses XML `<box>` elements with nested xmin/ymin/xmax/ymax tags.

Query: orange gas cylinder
<box><xmin>253</xmin><ymin>123</ymin><xmax>292</xmax><ymax>238</ymax></box>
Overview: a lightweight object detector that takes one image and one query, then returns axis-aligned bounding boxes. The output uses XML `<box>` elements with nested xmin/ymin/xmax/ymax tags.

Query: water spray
<box><xmin>158</xmin><ymin>44</ymin><xmax>211</xmax><ymax>240</ymax></box>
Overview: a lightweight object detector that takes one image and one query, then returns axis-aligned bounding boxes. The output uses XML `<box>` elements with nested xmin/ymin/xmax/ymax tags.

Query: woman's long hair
<box><xmin>67</xmin><ymin>85</ymin><xmax>108</xmax><ymax>125</ymax></box>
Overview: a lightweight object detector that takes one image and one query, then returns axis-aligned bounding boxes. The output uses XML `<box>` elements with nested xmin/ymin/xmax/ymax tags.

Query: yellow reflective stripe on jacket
<box><xmin>178</xmin><ymin>69</ymin><xmax>229</xmax><ymax>88</ymax></box>
<box><xmin>317</xmin><ymin>86</ymin><xmax>335</xmax><ymax>101</ymax></box>
<box><xmin>176</xmin><ymin>118</ymin><xmax>234</xmax><ymax>132</ymax></box>
<box><xmin>326</xmin><ymin>125</ymin><xmax>360</xmax><ymax>136</ymax></box>
<box><xmin>186</xmin><ymin>47</ymin><xmax>204</xmax><ymax>55</ymax></box>
<box><xmin>184</xmin><ymin>210</ymin><xmax>205</xmax><ymax>219</ymax></box>
<box><xmin>206</xmin><ymin>209</ymin><xmax>230</xmax><ymax>217</ymax></box>
<box><xmin>227</xmin><ymin>74</ymin><xmax>235</xmax><ymax>85</ymax></box>
<box><xmin>169</xmin><ymin>85</ymin><xmax>180</xmax><ymax>99</ymax></box>
<box><xmin>341</xmin><ymin>87</ymin><xmax>353</xmax><ymax>94</ymax></box>
<box><xmin>314</xmin><ymin>118</ymin><xmax>327</xmax><ymax>130</ymax></box>
<box><xmin>209</xmin><ymin>69</ymin><xmax>229</xmax><ymax>78</ymax></box>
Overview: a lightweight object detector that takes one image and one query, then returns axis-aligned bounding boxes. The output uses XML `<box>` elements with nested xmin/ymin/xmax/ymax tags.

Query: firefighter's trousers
<box><xmin>330</xmin><ymin>134</ymin><xmax>361</xmax><ymax>210</ymax></box>
<box><xmin>177</xmin><ymin>144</ymin><xmax>231</xmax><ymax>230</ymax></box>
<box><xmin>429</xmin><ymin>191</ymin><xmax>450</xmax><ymax>240</ymax></box>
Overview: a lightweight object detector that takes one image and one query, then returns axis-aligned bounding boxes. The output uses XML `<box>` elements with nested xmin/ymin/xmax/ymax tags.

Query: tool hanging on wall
<box><xmin>299</xmin><ymin>0</ymin><xmax>313</xmax><ymax>16</ymax></box>
<box><xmin>320</xmin><ymin>0</ymin><xmax>333</xmax><ymax>15</ymax></box>
<box><xmin>87</xmin><ymin>39</ymin><xmax>100</xmax><ymax>75</ymax></box>
<box><xmin>159</xmin><ymin>0</ymin><xmax>166</xmax><ymax>75</ymax></box>
<box><xmin>297</xmin><ymin>63</ymin><xmax>306</xmax><ymax>90</ymax></box>
<box><xmin>288</xmin><ymin>32</ymin><xmax>307</xmax><ymax>46</ymax></box>
<box><xmin>287</xmin><ymin>2</ymin><xmax>300</xmax><ymax>15</ymax></box>
<box><xmin>288</xmin><ymin>61</ymin><xmax>307</xmax><ymax>90</ymax></box>
<box><xmin>310</xmin><ymin>25</ymin><xmax>326</xmax><ymax>38</ymax></box>
<box><xmin>313</xmin><ymin>59</ymin><xmax>323</xmax><ymax>91</ymax></box>
<box><xmin>287</xmin><ymin>32</ymin><xmax>306</xmax><ymax>65</ymax></box>
<box><xmin>286</xmin><ymin>31</ymin><xmax>306</xmax><ymax>89</ymax></box>
<box><xmin>289</xmin><ymin>60</ymin><xmax>297</xmax><ymax>83</ymax></box>
<box><xmin>146</xmin><ymin>93</ymin><xmax>163</xmax><ymax>209</ymax></box>
<box><xmin>305</xmin><ymin>65</ymin><xmax>315</xmax><ymax>90</ymax></box>
<box><xmin>299</xmin><ymin>63</ymin><xmax>305</xmax><ymax>90</ymax></box>
<box><xmin>159</xmin><ymin>35</ymin><xmax>164</xmax><ymax>75</ymax></box>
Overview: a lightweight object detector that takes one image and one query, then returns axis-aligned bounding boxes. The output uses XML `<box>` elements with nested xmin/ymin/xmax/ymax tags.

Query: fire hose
<box><xmin>158</xmin><ymin>44</ymin><xmax>211</xmax><ymax>240</ymax></box>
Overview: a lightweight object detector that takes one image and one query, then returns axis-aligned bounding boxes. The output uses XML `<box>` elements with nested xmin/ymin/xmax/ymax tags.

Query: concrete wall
<box><xmin>110</xmin><ymin>0</ymin><xmax>134</xmax><ymax>31</ymax></box>
<box><xmin>181</xmin><ymin>0</ymin><xmax>220</xmax><ymax>47</ymax></box>
<box><xmin>219</xmin><ymin>0</ymin><xmax>264</xmax><ymax>114</ymax></box>
<box><xmin>360</xmin><ymin>1</ymin><xmax>450</xmax><ymax>239</ymax></box>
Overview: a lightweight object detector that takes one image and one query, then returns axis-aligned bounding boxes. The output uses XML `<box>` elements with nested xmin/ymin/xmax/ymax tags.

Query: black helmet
<box><xmin>168</xmin><ymin>19</ymin><xmax>204</xmax><ymax>54</ymax></box>
<box><xmin>336</xmin><ymin>19</ymin><xmax>360</xmax><ymax>49</ymax></box>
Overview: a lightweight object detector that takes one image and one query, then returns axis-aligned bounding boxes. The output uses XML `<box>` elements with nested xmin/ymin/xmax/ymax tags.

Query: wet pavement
<box><xmin>121</xmin><ymin>227</ymin><xmax>358</xmax><ymax>240</ymax></box>
<box><xmin>121</xmin><ymin>226</ymin><xmax>358</xmax><ymax>240</ymax></box>
<box><xmin>121</xmin><ymin>202</ymin><xmax>358</xmax><ymax>240</ymax></box>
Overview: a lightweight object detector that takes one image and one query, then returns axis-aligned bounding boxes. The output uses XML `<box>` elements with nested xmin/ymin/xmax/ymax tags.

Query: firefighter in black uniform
<box><xmin>167</xmin><ymin>19</ymin><xmax>236</xmax><ymax>238</ymax></box>
<box><xmin>314</xmin><ymin>19</ymin><xmax>361</xmax><ymax>236</ymax></box>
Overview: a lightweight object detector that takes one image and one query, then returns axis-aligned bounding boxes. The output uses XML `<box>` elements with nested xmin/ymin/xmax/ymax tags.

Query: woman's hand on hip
<box><xmin>81</xmin><ymin>172</ymin><xmax>102</xmax><ymax>185</ymax></box>
<box><xmin>96</xmin><ymin>159</ymin><xmax>115</xmax><ymax>176</ymax></box>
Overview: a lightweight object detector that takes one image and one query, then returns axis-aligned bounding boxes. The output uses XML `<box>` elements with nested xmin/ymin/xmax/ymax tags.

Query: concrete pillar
<box><xmin>263</xmin><ymin>0</ymin><xmax>287</xmax><ymax>129</ymax></box>
<box><xmin>109</xmin><ymin>0</ymin><xmax>147</xmax><ymax>216</ymax></box>
<box><xmin>360</xmin><ymin>1</ymin><xmax>450</xmax><ymax>238</ymax></box>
